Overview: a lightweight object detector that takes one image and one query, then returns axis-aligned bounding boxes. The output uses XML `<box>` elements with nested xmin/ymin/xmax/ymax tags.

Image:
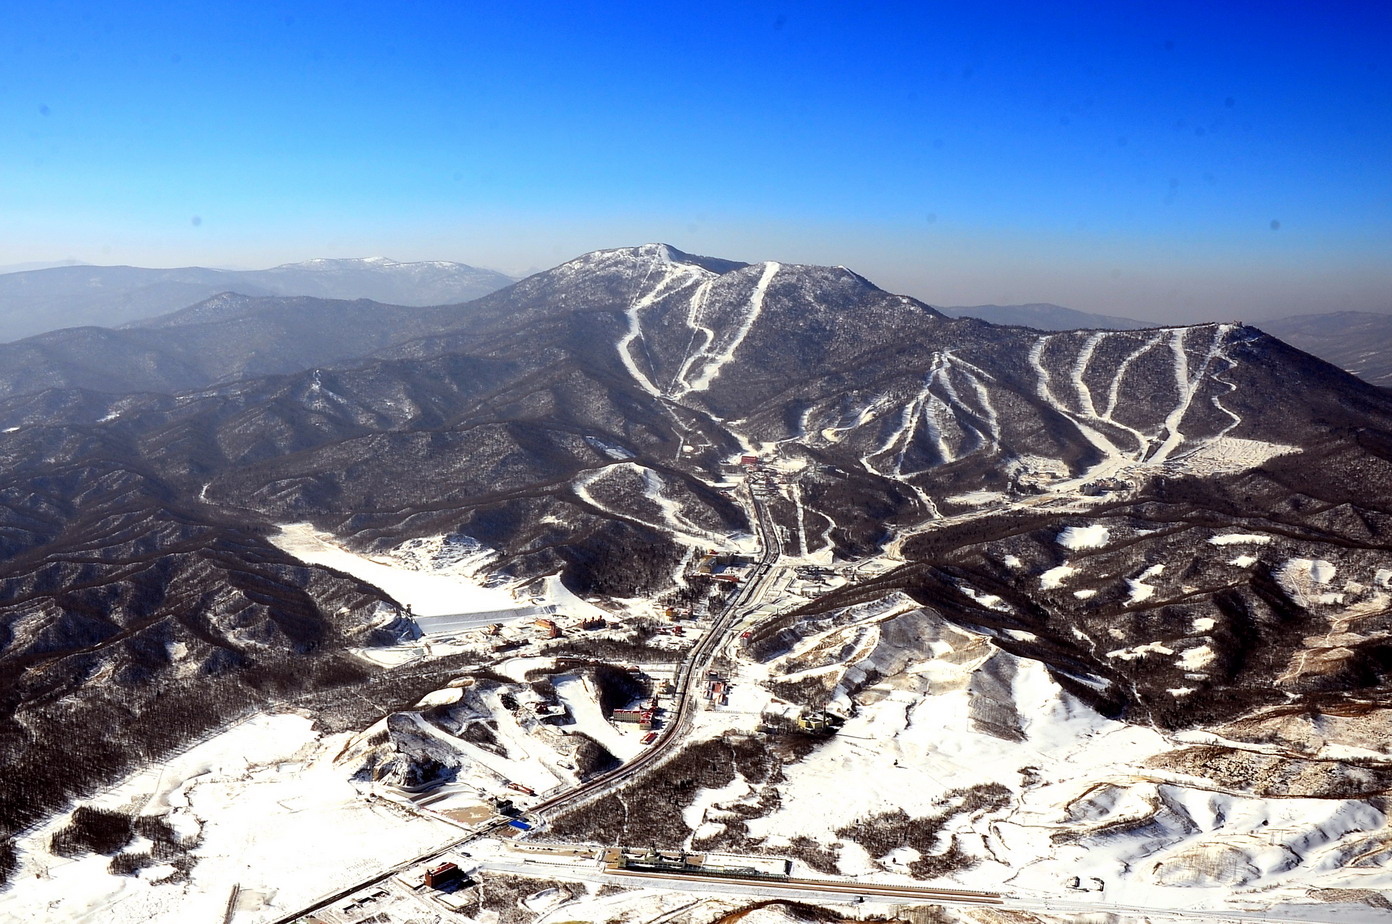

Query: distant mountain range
<box><xmin>5</xmin><ymin>260</ymin><xmax>1390</xmax><ymax>389</ymax></box>
<box><xmin>1258</xmin><ymin>311</ymin><xmax>1392</xmax><ymax>387</ymax></box>
<box><xmin>0</xmin><ymin>293</ymin><xmax>485</xmax><ymax>401</ymax></box>
<box><xmin>0</xmin><ymin>257</ymin><xmax>515</xmax><ymax>342</ymax></box>
<box><xmin>941</xmin><ymin>302</ymin><xmax>1152</xmax><ymax>331</ymax></box>
<box><xmin>0</xmin><ymin>259</ymin><xmax>89</xmax><ymax>274</ymax></box>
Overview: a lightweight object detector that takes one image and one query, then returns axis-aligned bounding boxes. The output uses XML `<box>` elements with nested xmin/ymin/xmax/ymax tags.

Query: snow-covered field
<box><xmin>1057</xmin><ymin>524</ymin><xmax>1109</xmax><ymax>549</ymax></box>
<box><xmin>683</xmin><ymin>598</ymin><xmax>1392</xmax><ymax>919</ymax></box>
<box><xmin>270</xmin><ymin>523</ymin><xmax>516</xmax><ymax>616</ymax></box>
<box><xmin>0</xmin><ymin>714</ymin><xmax>458</xmax><ymax>924</ymax></box>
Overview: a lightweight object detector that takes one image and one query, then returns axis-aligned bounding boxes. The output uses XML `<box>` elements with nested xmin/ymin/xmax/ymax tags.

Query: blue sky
<box><xmin>3</xmin><ymin>1</ymin><xmax>1389</xmax><ymax>321</ymax></box>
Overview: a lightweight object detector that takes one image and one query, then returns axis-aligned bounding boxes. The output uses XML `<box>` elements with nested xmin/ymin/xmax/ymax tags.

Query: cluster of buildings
<box><xmin>796</xmin><ymin>708</ymin><xmax>845</xmax><ymax>735</ymax></box>
<box><xmin>705</xmin><ymin>669</ymin><xmax>729</xmax><ymax>706</ymax></box>
<box><xmin>479</xmin><ymin>609</ymin><xmax>609</xmax><ymax>653</ymax></box>
<box><xmin>613</xmin><ymin>667</ymin><xmax>680</xmax><ymax>735</ymax></box>
<box><xmin>602</xmin><ymin>845</ymin><xmax>793</xmax><ymax>879</ymax></box>
<box><xmin>1078</xmin><ymin>476</ymin><xmax>1128</xmax><ymax>496</ymax></box>
<box><xmin>693</xmin><ymin>550</ymin><xmax>753</xmax><ymax>583</ymax></box>
<box><xmin>613</xmin><ymin>706</ymin><xmax>656</xmax><ymax>729</ymax></box>
<box><xmin>604</xmin><ymin>846</ymin><xmax>705</xmax><ymax>872</ymax></box>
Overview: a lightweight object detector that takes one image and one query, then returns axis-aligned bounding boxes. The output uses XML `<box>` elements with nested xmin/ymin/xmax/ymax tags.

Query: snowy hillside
<box><xmin>3</xmin><ymin>244</ymin><xmax>1392</xmax><ymax>922</ymax></box>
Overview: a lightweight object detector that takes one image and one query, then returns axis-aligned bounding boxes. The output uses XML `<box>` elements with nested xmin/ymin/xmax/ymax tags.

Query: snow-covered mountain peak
<box><xmin>268</xmin><ymin>256</ymin><xmax>492</xmax><ymax>273</ymax></box>
<box><xmin>275</xmin><ymin>257</ymin><xmax>397</xmax><ymax>269</ymax></box>
<box><xmin>558</xmin><ymin>244</ymin><xmax>751</xmax><ymax>278</ymax></box>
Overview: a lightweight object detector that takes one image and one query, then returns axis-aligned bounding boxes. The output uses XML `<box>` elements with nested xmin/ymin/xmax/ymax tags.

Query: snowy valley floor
<box><xmin>5</xmin><ymin>523</ymin><xmax>1392</xmax><ymax>923</ymax></box>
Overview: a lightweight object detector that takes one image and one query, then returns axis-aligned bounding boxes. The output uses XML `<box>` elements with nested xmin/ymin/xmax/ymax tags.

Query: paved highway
<box><xmin>604</xmin><ymin>866</ymin><xmax>1002</xmax><ymax>906</ymax></box>
<box><xmin>477</xmin><ymin>857</ymin><xmax>1380</xmax><ymax>924</ymax></box>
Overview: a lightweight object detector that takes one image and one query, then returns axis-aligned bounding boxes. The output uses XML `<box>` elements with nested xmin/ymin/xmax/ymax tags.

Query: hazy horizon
<box><xmin>6</xmin><ymin>1</ymin><xmax>1389</xmax><ymax>325</ymax></box>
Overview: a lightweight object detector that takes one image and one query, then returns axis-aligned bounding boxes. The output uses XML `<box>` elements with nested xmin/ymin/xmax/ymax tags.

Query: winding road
<box><xmin>269</xmin><ymin>484</ymin><xmax>785</xmax><ymax>924</ymax></box>
<box><xmin>531</xmin><ymin>480</ymin><xmax>782</xmax><ymax>816</ymax></box>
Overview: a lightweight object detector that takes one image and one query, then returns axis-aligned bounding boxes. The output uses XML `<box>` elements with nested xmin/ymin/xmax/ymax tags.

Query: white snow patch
<box><xmin>1124</xmin><ymin>579</ymin><xmax>1156</xmax><ymax>605</ymax></box>
<box><xmin>1177</xmin><ymin>645</ymin><xmax>1216</xmax><ymax>671</ymax></box>
<box><xmin>1040</xmin><ymin>564</ymin><xmax>1075</xmax><ymax>589</ymax></box>
<box><xmin>415</xmin><ymin>686</ymin><xmax>464</xmax><ymax>708</ymax></box>
<box><xmin>683</xmin><ymin>775</ymin><xmax>753</xmax><ymax>842</ymax></box>
<box><xmin>1209</xmin><ymin>533</ymin><xmax>1272</xmax><ymax>546</ymax></box>
<box><xmin>1306</xmin><ymin>559</ymin><xmax>1337</xmax><ymax>583</ymax></box>
<box><xmin>958</xmin><ymin>584</ymin><xmax>1010</xmax><ymax>612</ymax></box>
<box><xmin>1179</xmin><ymin>436</ymin><xmax>1298</xmax><ymax>473</ymax></box>
<box><xmin>583</xmin><ymin>434</ymin><xmax>635</xmax><ymax>460</ymax></box>
<box><xmin>946</xmin><ymin>490</ymin><xmax>1007</xmax><ymax>507</ymax></box>
<box><xmin>1107</xmin><ymin>640</ymin><xmax>1174</xmax><ymax>660</ymax></box>
<box><xmin>1277</xmin><ymin>557</ymin><xmax>1342</xmax><ymax>605</ymax></box>
<box><xmin>1057</xmin><ymin>524</ymin><xmax>1110</xmax><ymax>550</ymax></box>
<box><xmin>521</xmin><ymin>887</ymin><xmax>566</xmax><ymax>913</ymax></box>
